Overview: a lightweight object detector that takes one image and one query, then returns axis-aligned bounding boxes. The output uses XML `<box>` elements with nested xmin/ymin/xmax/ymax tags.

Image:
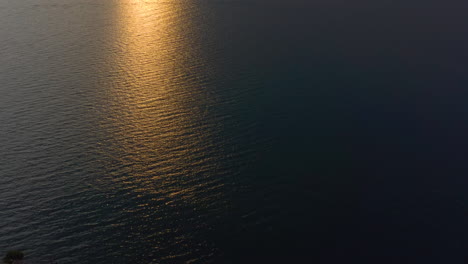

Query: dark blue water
<box><xmin>1</xmin><ymin>0</ymin><xmax>468</xmax><ymax>263</ymax></box>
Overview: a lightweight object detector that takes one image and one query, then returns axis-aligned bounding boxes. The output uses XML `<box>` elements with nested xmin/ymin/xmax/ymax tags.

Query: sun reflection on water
<box><xmin>101</xmin><ymin>0</ymin><xmax>223</xmax><ymax>206</ymax></box>
<box><xmin>92</xmin><ymin>3</ymin><xmax>230</xmax><ymax>259</ymax></box>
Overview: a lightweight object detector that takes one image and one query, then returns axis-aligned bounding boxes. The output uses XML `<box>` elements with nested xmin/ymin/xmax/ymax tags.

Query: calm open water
<box><xmin>1</xmin><ymin>0</ymin><xmax>468</xmax><ymax>263</ymax></box>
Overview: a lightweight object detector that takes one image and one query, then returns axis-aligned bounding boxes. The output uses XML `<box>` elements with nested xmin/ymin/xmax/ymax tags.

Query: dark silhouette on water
<box><xmin>2</xmin><ymin>251</ymin><xmax>24</xmax><ymax>264</ymax></box>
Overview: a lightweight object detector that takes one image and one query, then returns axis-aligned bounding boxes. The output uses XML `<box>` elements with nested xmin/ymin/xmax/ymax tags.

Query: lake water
<box><xmin>1</xmin><ymin>0</ymin><xmax>468</xmax><ymax>263</ymax></box>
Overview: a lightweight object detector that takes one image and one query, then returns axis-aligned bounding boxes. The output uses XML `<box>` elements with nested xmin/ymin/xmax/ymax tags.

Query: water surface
<box><xmin>1</xmin><ymin>0</ymin><xmax>468</xmax><ymax>263</ymax></box>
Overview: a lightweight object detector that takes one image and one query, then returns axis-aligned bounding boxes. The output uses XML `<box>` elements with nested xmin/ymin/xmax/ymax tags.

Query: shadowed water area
<box><xmin>1</xmin><ymin>0</ymin><xmax>468</xmax><ymax>263</ymax></box>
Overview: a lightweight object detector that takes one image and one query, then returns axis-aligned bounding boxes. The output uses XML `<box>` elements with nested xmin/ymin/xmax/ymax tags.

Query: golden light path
<box><xmin>89</xmin><ymin>2</ymin><xmax>228</xmax><ymax>259</ymax></box>
<box><xmin>101</xmin><ymin>0</ymin><xmax>222</xmax><ymax>205</ymax></box>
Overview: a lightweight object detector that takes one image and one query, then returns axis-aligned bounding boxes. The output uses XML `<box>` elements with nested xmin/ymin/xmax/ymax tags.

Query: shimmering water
<box><xmin>1</xmin><ymin>0</ymin><xmax>468</xmax><ymax>263</ymax></box>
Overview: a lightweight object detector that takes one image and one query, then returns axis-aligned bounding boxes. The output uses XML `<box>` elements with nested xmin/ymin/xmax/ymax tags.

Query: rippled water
<box><xmin>2</xmin><ymin>0</ymin><xmax>468</xmax><ymax>263</ymax></box>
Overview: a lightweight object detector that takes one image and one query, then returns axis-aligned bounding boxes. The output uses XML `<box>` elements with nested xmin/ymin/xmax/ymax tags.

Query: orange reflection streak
<box><xmin>103</xmin><ymin>0</ymin><xmax>221</xmax><ymax>203</ymax></box>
